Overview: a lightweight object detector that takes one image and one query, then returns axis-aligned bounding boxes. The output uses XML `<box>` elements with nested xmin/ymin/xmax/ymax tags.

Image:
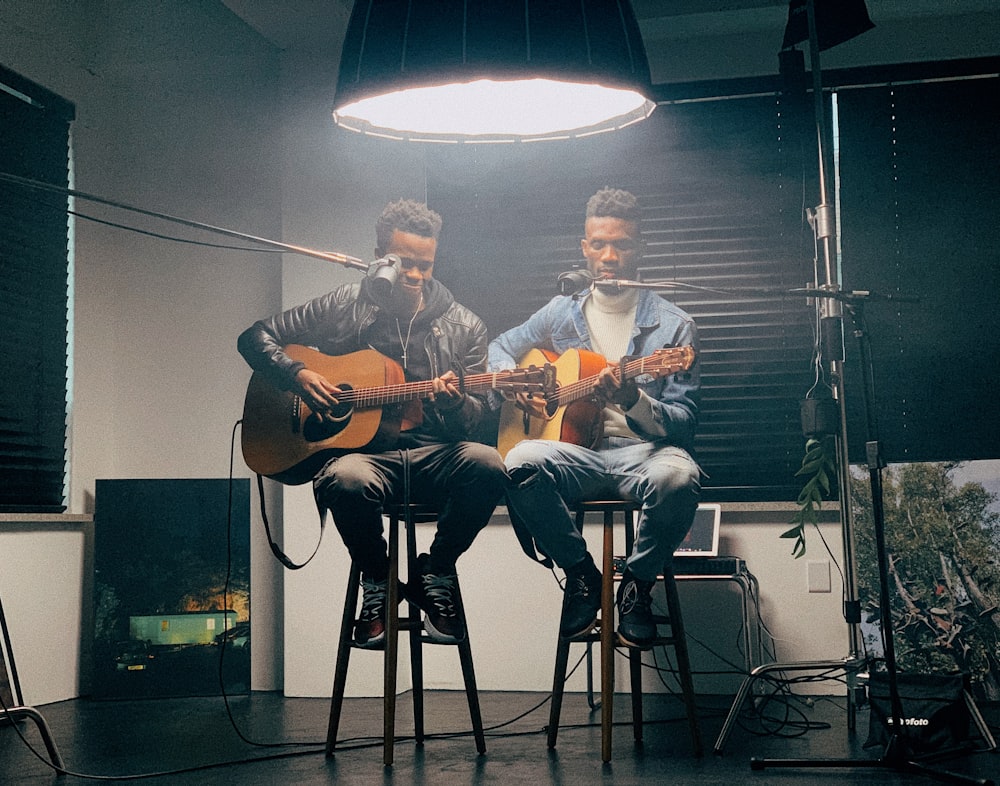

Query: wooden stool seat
<box><xmin>547</xmin><ymin>500</ymin><xmax>702</xmax><ymax>761</ymax></box>
<box><xmin>325</xmin><ymin>502</ymin><xmax>486</xmax><ymax>766</ymax></box>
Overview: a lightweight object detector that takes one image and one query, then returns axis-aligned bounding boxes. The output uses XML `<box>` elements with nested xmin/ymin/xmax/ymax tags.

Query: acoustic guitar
<box><xmin>496</xmin><ymin>345</ymin><xmax>696</xmax><ymax>459</ymax></box>
<box><xmin>242</xmin><ymin>345</ymin><xmax>553</xmax><ymax>485</ymax></box>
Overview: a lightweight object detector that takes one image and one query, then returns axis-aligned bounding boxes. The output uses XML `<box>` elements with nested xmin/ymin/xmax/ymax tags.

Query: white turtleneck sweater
<box><xmin>582</xmin><ymin>288</ymin><xmax>665</xmax><ymax>440</ymax></box>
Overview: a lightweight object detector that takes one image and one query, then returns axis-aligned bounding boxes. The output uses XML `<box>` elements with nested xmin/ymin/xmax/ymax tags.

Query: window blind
<box><xmin>0</xmin><ymin>66</ymin><xmax>75</xmax><ymax>512</ymax></box>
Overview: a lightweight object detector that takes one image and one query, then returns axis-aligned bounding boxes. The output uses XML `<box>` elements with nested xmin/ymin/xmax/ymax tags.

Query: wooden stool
<box><xmin>547</xmin><ymin>500</ymin><xmax>702</xmax><ymax>762</ymax></box>
<box><xmin>325</xmin><ymin>502</ymin><xmax>486</xmax><ymax>766</ymax></box>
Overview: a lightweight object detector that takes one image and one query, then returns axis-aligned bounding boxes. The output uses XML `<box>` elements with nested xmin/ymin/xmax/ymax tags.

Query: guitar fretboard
<box><xmin>336</xmin><ymin>371</ymin><xmax>536</xmax><ymax>407</ymax></box>
<box><xmin>552</xmin><ymin>348</ymin><xmax>693</xmax><ymax>405</ymax></box>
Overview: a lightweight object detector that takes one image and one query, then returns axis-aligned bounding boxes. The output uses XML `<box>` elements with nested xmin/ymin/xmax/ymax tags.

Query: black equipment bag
<box><xmin>865</xmin><ymin>672</ymin><xmax>971</xmax><ymax>757</ymax></box>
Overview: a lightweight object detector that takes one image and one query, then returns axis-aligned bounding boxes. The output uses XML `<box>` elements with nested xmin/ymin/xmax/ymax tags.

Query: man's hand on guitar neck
<box><xmin>593</xmin><ymin>365</ymin><xmax>640</xmax><ymax>410</ymax></box>
<box><xmin>427</xmin><ymin>370</ymin><xmax>466</xmax><ymax>412</ymax></box>
<box><xmin>295</xmin><ymin>368</ymin><xmax>343</xmax><ymax>420</ymax></box>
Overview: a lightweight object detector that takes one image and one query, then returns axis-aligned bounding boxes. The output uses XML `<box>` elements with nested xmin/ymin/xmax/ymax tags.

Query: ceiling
<box><xmin>219</xmin><ymin>0</ymin><xmax>998</xmax><ymax>79</ymax></box>
<box><xmin>220</xmin><ymin>0</ymin><xmax>792</xmax><ymax>54</ymax></box>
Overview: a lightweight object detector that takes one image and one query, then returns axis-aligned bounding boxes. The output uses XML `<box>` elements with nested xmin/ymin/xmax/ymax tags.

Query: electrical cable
<box><xmin>217</xmin><ymin>421</ymin><xmax>325</xmax><ymax>748</ymax></box>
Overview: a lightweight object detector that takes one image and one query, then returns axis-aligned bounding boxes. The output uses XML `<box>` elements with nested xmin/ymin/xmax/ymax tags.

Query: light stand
<box><xmin>714</xmin><ymin>0</ymin><xmax>871</xmax><ymax>755</ymax></box>
<box><xmin>736</xmin><ymin>3</ymin><xmax>994</xmax><ymax>783</ymax></box>
<box><xmin>751</xmin><ymin>291</ymin><xmax>995</xmax><ymax>786</ymax></box>
<box><xmin>0</xmin><ymin>593</ymin><xmax>65</xmax><ymax>773</ymax></box>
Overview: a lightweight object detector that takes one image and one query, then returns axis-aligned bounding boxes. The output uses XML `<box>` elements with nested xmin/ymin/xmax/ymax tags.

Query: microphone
<box><xmin>368</xmin><ymin>254</ymin><xmax>401</xmax><ymax>298</ymax></box>
<box><xmin>556</xmin><ymin>269</ymin><xmax>595</xmax><ymax>295</ymax></box>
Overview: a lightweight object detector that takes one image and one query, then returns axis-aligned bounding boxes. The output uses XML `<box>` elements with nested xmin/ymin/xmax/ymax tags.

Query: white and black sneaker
<box><xmin>409</xmin><ymin>553</ymin><xmax>466</xmax><ymax>644</ymax></box>
<box><xmin>354</xmin><ymin>577</ymin><xmax>388</xmax><ymax>649</ymax></box>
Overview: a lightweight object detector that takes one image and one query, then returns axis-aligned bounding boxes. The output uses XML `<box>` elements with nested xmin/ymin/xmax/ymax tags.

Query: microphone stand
<box><xmin>0</xmin><ymin>170</ymin><xmax>371</xmax><ymax>272</ymax></box>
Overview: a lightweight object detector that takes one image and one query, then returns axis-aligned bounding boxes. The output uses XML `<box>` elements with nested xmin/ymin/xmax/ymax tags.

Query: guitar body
<box><xmin>497</xmin><ymin>348</ymin><xmax>606</xmax><ymax>460</ymax></box>
<box><xmin>241</xmin><ymin>346</ymin><xmax>412</xmax><ymax>485</ymax></box>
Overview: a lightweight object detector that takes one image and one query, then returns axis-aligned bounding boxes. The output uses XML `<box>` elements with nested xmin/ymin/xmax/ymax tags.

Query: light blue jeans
<box><xmin>504</xmin><ymin>439</ymin><xmax>701</xmax><ymax>581</ymax></box>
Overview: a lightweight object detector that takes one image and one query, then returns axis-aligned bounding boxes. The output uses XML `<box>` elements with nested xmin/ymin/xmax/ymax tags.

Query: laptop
<box><xmin>673</xmin><ymin>503</ymin><xmax>721</xmax><ymax>558</ymax></box>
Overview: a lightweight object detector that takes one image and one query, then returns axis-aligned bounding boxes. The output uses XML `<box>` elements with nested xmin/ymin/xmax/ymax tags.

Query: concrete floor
<box><xmin>2</xmin><ymin>689</ymin><xmax>997</xmax><ymax>785</ymax></box>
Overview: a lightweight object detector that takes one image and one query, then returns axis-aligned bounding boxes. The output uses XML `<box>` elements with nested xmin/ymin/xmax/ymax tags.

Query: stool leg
<box><xmin>601</xmin><ymin>510</ymin><xmax>615</xmax><ymax>763</ymax></box>
<box><xmin>383</xmin><ymin>514</ymin><xmax>400</xmax><ymax>766</ymax></box>
<box><xmin>629</xmin><ymin>648</ymin><xmax>644</xmax><ymax>743</ymax></box>
<box><xmin>455</xmin><ymin>583</ymin><xmax>486</xmax><ymax>755</ymax></box>
<box><xmin>663</xmin><ymin>569</ymin><xmax>703</xmax><ymax>757</ymax></box>
<box><xmin>405</xmin><ymin>511</ymin><xmax>425</xmax><ymax>745</ymax></box>
<box><xmin>547</xmin><ymin>634</ymin><xmax>572</xmax><ymax>749</ymax></box>
<box><xmin>326</xmin><ymin>562</ymin><xmax>361</xmax><ymax>756</ymax></box>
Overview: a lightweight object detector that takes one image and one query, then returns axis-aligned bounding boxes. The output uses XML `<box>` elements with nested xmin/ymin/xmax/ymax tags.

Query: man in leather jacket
<box><xmin>238</xmin><ymin>199</ymin><xmax>506</xmax><ymax>648</ymax></box>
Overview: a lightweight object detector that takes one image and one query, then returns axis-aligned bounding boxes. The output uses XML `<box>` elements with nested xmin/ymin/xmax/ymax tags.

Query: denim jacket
<box><xmin>487</xmin><ymin>288</ymin><xmax>700</xmax><ymax>451</ymax></box>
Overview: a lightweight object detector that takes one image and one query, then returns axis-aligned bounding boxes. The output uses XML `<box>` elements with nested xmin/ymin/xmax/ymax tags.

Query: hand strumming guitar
<box><xmin>296</xmin><ymin>366</ymin><xmax>467</xmax><ymax>418</ymax></box>
<box><xmin>295</xmin><ymin>368</ymin><xmax>343</xmax><ymax>421</ymax></box>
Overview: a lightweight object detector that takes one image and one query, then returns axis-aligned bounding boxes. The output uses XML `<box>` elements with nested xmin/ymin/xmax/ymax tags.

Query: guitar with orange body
<box><xmin>496</xmin><ymin>345</ymin><xmax>696</xmax><ymax>459</ymax></box>
<box><xmin>242</xmin><ymin>345</ymin><xmax>553</xmax><ymax>485</ymax></box>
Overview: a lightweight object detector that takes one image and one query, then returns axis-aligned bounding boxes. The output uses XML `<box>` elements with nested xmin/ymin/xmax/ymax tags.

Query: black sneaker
<box><xmin>560</xmin><ymin>554</ymin><xmax>602</xmax><ymax>638</ymax></box>
<box><xmin>409</xmin><ymin>554</ymin><xmax>466</xmax><ymax>644</ymax></box>
<box><xmin>354</xmin><ymin>577</ymin><xmax>388</xmax><ymax>649</ymax></box>
<box><xmin>616</xmin><ymin>569</ymin><xmax>657</xmax><ymax>649</ymax></box>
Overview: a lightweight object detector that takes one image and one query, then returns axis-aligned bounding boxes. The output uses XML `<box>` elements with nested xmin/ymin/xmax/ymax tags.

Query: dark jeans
<box><xmin>313</xmin><ymin>441</ymin><xmax>507</xmax><ymax>579</ymax></box>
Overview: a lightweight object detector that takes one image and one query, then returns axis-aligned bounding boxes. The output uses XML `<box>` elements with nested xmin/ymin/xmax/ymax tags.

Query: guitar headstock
<box><xmin>625</xmin><ymin>346</ymin><xmax>695</xmax><ymax>380</ymax></box>
<box><xmin>494</xmin><ymin>363</ymin><xmax>558</xmax><ymax>395</ymax></box>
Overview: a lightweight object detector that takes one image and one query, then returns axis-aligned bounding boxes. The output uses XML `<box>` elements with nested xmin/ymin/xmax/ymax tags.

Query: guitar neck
<box><xmin>552</xmin><ymin>350</ymin><xmax>692</xmax><ymax>406</ymax></box>
<box><xmin>336</xmin><ymin>372</ymin><xmax>513</xmax><ymax>408</ymax></box>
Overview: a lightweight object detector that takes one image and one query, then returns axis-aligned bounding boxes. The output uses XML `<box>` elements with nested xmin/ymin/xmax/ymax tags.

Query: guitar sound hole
<box><xmin>302</xmin><ymin>384</ymin><xmax>353</xmax><ymax>442</ymax></box>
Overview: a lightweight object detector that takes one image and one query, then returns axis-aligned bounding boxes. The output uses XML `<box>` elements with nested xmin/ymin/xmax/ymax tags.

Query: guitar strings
<box><xmin>335</xmin><ymin>370</ymin><xmax>546</xmax><ymax>407</ymax></box>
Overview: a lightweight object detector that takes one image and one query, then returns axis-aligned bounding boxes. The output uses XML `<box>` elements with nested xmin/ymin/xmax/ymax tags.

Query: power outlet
<box><xmin>807</xmin><ymin>560</ymin><xmax>832</xmax><ymax>593</ymax></box>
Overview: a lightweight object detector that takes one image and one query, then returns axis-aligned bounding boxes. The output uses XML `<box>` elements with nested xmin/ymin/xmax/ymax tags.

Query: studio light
<box><xmin>332</xmin><ymin>0</ymin><xmax>655</xmax><ymax>143</ymax></box>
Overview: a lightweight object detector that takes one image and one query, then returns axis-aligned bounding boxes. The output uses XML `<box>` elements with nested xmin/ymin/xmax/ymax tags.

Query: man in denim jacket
<box><xmin>488</xmin><ymin>187</ymin><xmax>702</xmax><ymax>648</ymax></box>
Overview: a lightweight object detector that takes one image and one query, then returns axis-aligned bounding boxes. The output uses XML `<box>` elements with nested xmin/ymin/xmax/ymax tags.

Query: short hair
<box><xmin>585</xmin><ymin>187</ymin><xmax>641</xmax><ymax>224</ymax></box>
<box><xmin>375</xmin><ymin>199</ymin><xmax>443</xmax><ymax>250</ymax></box>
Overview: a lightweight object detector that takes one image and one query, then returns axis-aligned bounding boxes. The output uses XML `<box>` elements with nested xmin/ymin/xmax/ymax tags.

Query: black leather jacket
<box><xmin>237</xmin><ymin>279</ymin><xmax>492</xmax><ymax>441</ymax></box>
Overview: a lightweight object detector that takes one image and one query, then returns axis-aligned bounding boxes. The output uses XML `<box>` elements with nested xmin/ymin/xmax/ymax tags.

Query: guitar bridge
<box><xmin>291</xmin><ymin>395</ymin><xmax>301</xmax><ymax>434</ymax></box>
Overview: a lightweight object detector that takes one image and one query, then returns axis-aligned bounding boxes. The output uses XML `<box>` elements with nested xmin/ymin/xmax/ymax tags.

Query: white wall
<box><xmin>282</xmin><ymin>504</ymin><xmax>849</xmax><ymax>699</ymax></box>
<box><xmin>1</xmin><ymin>1</ymin><xmax>996</xmax><ymax>707</ymax></box>
<box><xmin>0</xmin><ymin>517</ymin><xmax>91</xmax><ymax>706</ymax></box>
<box><xmin>1</xmin><ymin>0</ymin><xmax>287</xmax><ymax>699</ymax></box>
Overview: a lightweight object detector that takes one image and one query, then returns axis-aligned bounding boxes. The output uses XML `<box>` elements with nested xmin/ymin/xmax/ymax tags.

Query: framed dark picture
<box><xmin>92</xmin><ymin>479</ymin><xmax>250</xmax><ymax>699</ymax></box>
